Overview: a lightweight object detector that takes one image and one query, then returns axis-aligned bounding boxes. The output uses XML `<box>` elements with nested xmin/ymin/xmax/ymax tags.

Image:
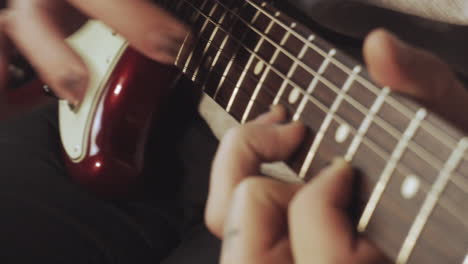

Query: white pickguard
<box><xmin>59</xmin><ymin>21</ymin><xmax>127</xmax><ymax>162</ymax></box>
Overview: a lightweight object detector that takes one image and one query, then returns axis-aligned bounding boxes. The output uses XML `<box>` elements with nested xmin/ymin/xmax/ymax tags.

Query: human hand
<box><xmin>205</xmin><ymin>106</ymin><xmax>383</xmax><ymax>264</ymax></box>
<box><xmin>205</xmin><ymin>29</ymin><xmax>468</xmax><ymax>263</ymax></box>
<box><xmin>0</xmin><ymin>0</ymin><xmax>189</xmax><ymax>105</ymax></box>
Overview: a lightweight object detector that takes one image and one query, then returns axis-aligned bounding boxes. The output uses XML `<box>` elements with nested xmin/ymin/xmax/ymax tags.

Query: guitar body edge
<box><xmin>65</xmin><ymin>48</ymin><xmax>179</xmax><ymax>197</ymax></box>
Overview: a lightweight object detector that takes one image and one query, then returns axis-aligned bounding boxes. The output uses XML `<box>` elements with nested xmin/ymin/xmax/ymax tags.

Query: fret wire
<box><xmin>299</xmin><ymin>65</ymin><xmax>360</xmax><ymax>179</ymax></box>
<box><xmin>396</xmin><ymin>138</ymin><xmax>468</xmax><ymax>264</ymax></box>
<box><xmin>243</xmin><ymin>0</ymin><xmax>460</xmax><ymax>150</ymax></box>
<box><xmin>182</xmin><ymin>0</ymin><xmax>468</xmax><ymax>192</ymax></box>
<box><xmin>188</xmin><ymin>28</ymin><xmax>468</xmax><ymax>225</ymax></box>
<box><xmin>204</xmin><ymin>25</ymin><xmax>231</xmax><ymax>87</ymax></box>
<box><xmin>200</xmin><ymin>0</ymin><xmax>464</xmax><ymax>178</ymax></box>
<box><xmin>271</xmin><ymin>33</ymin><xmax>309</xmax><ymax>107</ymax></box>
<box><xmin>213</xmin><ymin>9</ymin><xmax>262</xmax><ymax>99</ymax></box>
<box><xmin>271</xmin><ymin>35</ymin><xmax>304</xmax><ymax>105</ymax></box>
<box><xmin>201</xmin><ymin>3</ymin><xmax>243</xmax><ymax>91</ymax></box>
<box><xmin>226</xmin><ymin>13</ymin><xmax>272</xmax><ymax>113</ymax></box>
<box><xmin>192</xmin><ymin>5</ymin><xmax>229</xmax><ymax>81</ymax></box>
<box><xmin>345</xmin><ymin>87</ymin><xmax>390</xmax><ymax>161</ymax></box>
<box><xmin>240</xmin><ymin>19</ymin><xmax>276</xmax><ymax>123</ymax></box>
<box><xmin>182</xmin><ymin>1</ymin><xmax>216</xmax><ymax>74</ymax></box>
<box><xmin>174</xmin><ymin>0</ymin><xmax>193</xmax><ymax>66</ymax></box>
<box><xmin>292</xmin><ymin>47</ymin><xmax>335</xmax><ymax>121</ymax></box>
<box><xmin>185</xmin><ymin>25</ymin><xmax>468</xmax><ymax>224</ymax></box>
<box><xmin>358</xmin><ymin>109</ymin><xmax>427</xmax><ymax>232</ymax></box>
<box><xmin>221</xmin><ymin>0</ymin><xmax>468</xmax><ymax>189</ymax></box>
<box><xmin>240</xmin><ymin>0</ymin><xmax>468</xmax><ymax>191</ymax></box>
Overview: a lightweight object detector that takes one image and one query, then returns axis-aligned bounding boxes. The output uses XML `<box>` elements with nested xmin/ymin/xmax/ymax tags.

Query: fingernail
<box><xmin>386</xmin><ymin>32</ymin><xmax>414</xmax><ymax>66</ymax></box>
<box><xmin>327</xmin><ymin>157</ymin><xmax>350</xmax><ymax>173</ymax></box>
<box><xmin>255</xmin><ymin>104</ymin><xmax>287</xmax><ymax>123</ymax></box>
<box><xmin>269</xmin><ymin>104</ymin><xmax>286</xmax><ymax>115</ymax></box>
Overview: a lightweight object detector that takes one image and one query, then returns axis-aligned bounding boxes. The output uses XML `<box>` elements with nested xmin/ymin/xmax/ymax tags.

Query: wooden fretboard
<box><xmin>160</xmin><ymin>0</ymin><xmax>468</xmax><ymax>263</ymax></box>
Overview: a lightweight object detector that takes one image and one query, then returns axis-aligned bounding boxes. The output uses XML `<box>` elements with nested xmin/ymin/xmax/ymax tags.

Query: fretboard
<box><xmin>160</xmin><ymin>0</ymin><xmax>468</xmax><ymax>263</ymax></box>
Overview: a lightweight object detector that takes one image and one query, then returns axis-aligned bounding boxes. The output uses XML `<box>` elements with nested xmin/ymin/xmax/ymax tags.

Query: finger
<box><xmin>364</xmin><ymin>29</ymin><xmax>468</xmax><ymax>132</ymax></box>
<box><xmin>289</xmin><ymin>159</ymin><xmax>382</xmax><ymax>264</ymax></box>
<box><xmin>2</xmin><ymin>9</ymin><xmax>88</xmax><ymax>105</ymax></box>
<box><xmin>254</xmin><ymin>105</ymin><xmax>288</xmax><ymax>124</ymax></box>
<box><xmin>205</xmin><ymin>108</ymin><xmax>306</xmax><ymax>237</ymax></box>
<box><xmin>67</xmin><ymin>0</ymin><xmax>189</xmax><ymax>64</ymax></box>
<box><xmin>220</xmin><ymin>178</ymin><xmax>300</xmax><ymax>264</ymax></box>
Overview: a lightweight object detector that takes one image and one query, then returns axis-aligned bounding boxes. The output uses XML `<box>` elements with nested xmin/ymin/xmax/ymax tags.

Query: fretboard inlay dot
<box><xmin>401</xmin><ymin>175</ymin><xmax>421</xmax><ymax>199</ymax></box>
<box><xmin>335</xmin><ymin>123</ymin><xmax>350</xmax><ymax>143</ymax></box>
<box><xmin>254</xmin><ymin>61</ymin><xmax>265</xmax><ymax>75</ymax></box>
<box><xmin>288</xmin><ymin>88</ymin><xmax>301</xmax><ymax>104</ymax></box>
<box><xmin>170</xmin><ymin>1</ymin><xmax>468</xmax><ymax>262</ymax></box>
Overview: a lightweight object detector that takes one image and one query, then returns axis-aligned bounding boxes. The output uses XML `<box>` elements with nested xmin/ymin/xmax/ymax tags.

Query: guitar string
<box><xmin>168</xmin><ymin>2</ymin><xmax>468</xmax><ymax>225</ymax></box>
<box><xmin>177</xmin><ymin>0</ymin><xmax>468</xmax><ymax>192</ymax></box>
<box><xmin>177</xmin><ymin>0</ymin><xmax>468</xmax><ymax>199</ymax></box>
<box><xmin>178</xmin><ymin>21</ymin><xmax>468</xmax><ymax>226</ymax></box>
<box><xmin>243</xmin><ymin>0</ymin><xmax>460</xmax><ymax>149</ymax></box>
<box><xmin>200</xmin><ymin>0</ymin><xmax>468</xmax><ymax>191</ymax></box>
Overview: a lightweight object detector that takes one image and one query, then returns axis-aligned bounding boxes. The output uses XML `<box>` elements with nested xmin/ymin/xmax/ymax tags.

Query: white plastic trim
<box><xmin>59</xmin><ymin>20</ymin><xmax>127</xmax><ymax>161</ymax></box>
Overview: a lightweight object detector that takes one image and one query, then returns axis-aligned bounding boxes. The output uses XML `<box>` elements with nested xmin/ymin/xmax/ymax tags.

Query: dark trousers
<box><xmin>0</xmin><ymin>85</ymin><xmax>221</xmax><ymax>263</ymax></box>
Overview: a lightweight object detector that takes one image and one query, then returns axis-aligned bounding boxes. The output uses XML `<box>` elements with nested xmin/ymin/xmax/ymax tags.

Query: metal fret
<box><xmin>192</xmin><ymin>7</ymin><xmax>229</xmax><ymax>81</ymax></box>
<box><xmin>345</xmin><ymin>87</ymin><xmax>390</xmax><ymax>161</ymax></box>
<box><xmin>292</xmin><ymin>49</ymin><xmax>335</xmax><ymax>121</ymax></box>
<box><xmin>358</xmin><ymin>108</ymin><xmax>427</xmax><ymax>232</ymax></box>
<box><xmin>227</xmin><ymin>18</ymin><xmax>272</xmax><ymax>112</ymax></box>
<box><xmin>213</xmin><ymin>10</ymin><xmax>261</xmax><ymax>99</ymax></box>
<box><xmin>273</xmin><ymin>34</ymin><xmax>315</xmax><ymax>105</ymax></box>
<box><xmin>280</xmin><ymin>31</ymin><xmax>291</xmax><ymax>46</ymax></box>
<box><xmin>172</xmin><ymin>0</ymin><xmax>187</xmax><ymax>64</ymax></box>
<box><xmin>298</xmin><ymin>65</ymin><xmax>360</xmax><ymax>178</ymax></box>
<box><xmin>175</xmin><ymin>0</ymin><xmax>210</xmax><ymax>66</ymax></box>
<box><xmin>396</xmin><ymin>138</ymin><xmax>468</xmax><ymax>264</ymax></box>
<box><xmin>183</xmin><ymin>2</ymin><xmax>218</xmax><ymax>74</ymax></box>
<box><xmin>175</xmin><ymin>34</ymin><xmax>190</xmax><ymax>67</ymax></box>
<box><xmin>240</xmin><ymin>21</ymin><xmax>288</xmax><ymax>123</ymax></box>
<box><xmin>201</xmin><ymin>18</ymin><xmax>232</xmax><ymax>90</ymax></box>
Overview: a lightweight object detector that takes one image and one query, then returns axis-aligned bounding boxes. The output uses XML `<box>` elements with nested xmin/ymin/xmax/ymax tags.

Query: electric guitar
<box><xmin>54</xmin><ymin>0</ymin><xmax>466</xmax><ymax>263</ymax></box>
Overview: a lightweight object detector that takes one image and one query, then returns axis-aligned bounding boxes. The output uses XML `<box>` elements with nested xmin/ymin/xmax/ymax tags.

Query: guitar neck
<box><xmin>160</xmin><ymin>0</ymin><xmax>468</xmax><ymax>263</ymax></box>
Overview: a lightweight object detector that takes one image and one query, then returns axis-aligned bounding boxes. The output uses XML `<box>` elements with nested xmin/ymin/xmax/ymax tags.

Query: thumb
<box><xmin>289</xmin><ymin>159</ymin><xmax>383</xmax><ymax>264</ymax></box>
<box><xmin>364</xmin><ymin>29</ymin><xmax>468</xmax><ymax>132</ymax></box>
<box><xmin>205</xmin><ymin>106</ymin><xmax>306</xmax><ymax>237</ymax></box>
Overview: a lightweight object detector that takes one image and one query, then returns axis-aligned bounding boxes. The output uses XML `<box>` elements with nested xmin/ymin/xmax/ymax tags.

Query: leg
<box><xmin>0</xmin><ymin>103</ymin><xmax>179</xmax><ymax>263</ymax></box>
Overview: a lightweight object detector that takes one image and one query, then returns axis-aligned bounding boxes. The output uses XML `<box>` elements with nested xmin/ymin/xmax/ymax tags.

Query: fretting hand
<box><xmin>205</xmin><ymin>29</ymin><xmax>468</xmax><ymax>263</ymax></box>
<box><xmin>0</xmin><ymin>0</ymin><xmax>188</xmax><ymax>105</ymax></box>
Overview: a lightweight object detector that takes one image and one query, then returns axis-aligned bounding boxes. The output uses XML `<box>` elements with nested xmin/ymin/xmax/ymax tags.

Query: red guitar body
<box><xmin>2</xmin><ymin>47</ymin><xmax>179</xmax><ymax>197</ymax></box>
<box><xmin>65</xmin><ymin>48</ymin><xmax>180</xmax><ymax>196</ymax></box>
